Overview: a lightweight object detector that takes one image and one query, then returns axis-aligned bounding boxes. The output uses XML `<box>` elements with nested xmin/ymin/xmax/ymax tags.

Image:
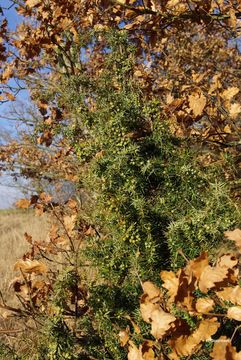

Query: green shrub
<box><xmin>53</xmin><ymin>31</ymin><xmax>240</xmax><ymax>357</ymax></box>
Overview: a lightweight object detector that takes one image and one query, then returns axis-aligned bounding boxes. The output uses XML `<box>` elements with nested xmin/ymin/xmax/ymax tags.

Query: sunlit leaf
<box><xmin>188</xmin><ymin>91</ymin><xmax>206</xmax><ymax>117</ymax></box>
<box><xmin>227</xmin><ymin>306</ymin><xmax>241</xmax><ymax>321</ymax></box>
<box><xmin>14</xmin><ymin>259</ymin><xmax>48</xmax><ymax>274</ymax></box>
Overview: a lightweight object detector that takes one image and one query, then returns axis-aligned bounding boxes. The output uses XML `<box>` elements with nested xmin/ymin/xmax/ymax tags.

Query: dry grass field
<box><xmin>0</xmin><ymin>209</ymin><xmax>50</xmax><ymax>358</ymax></box>
<box><xmin>0</xmin><ymin>209</ymin><xmax>49</xmax><ymax>301</ymax></box>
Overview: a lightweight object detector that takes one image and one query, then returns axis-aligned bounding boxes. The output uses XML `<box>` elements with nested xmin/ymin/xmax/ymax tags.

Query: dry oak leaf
<box><xmin>198</xmin><ymin>265</ymin><xmax>229</xmax><ymax>293</ymax></box>
<box><xmin>37</xmin><ymin>99</ymin><xmax>48</xmax><ymax>110</ymax></box>
<box><xmin>24</xmin><ymin>232</ymin><xmax>33</xmax><ymax>244</ymax></box>
<box><xmin>128</xmin><ymin>341</ymin><xmax>144</xmax><ymax>360</ymax></box>
<box><xmin>125</xmin><ymin>15</ymin><xmax>145</xmax><ymax>29</ymax></box>
<box><xmin>195</xmin><ymin>298</ymin><xmax>215</xmax><ymax>313</ymax></box>
<box><xmin>169</xmin><ymin>318</ymin><xmax>219</xmax><ymax>357</ymax></box>
<box><xmin>66</xmin><ymin>199</ymin><xmax>78</xmax><ymax>211</ymax></box>
<box><xmin>167</xmin><ymin>0</ymin><xmax>180</xmax><ymax>8</ymax></box>
<box><xmin>1</xmin><ymin>65</ymin><xmax>14</xmax><ymax>83</ymax></box>
<box><xmin>127</xmin><ymin>341</ymin><xmax>156</xmax><ymax>360</ymax></box>
<box><xmin>0</xmin><ymin>308</ymin><xmax>15</xmax><ymax>319</ymax></box>
<box><xmin>210</xmin><ymin>337</ymin><xmax>241</xmax><ymax>360</ymax></box>
<box><xmin>217</xmin><ymin>254</ymin><xmax>238</xmax><ymax>270</ymax></box>
<box><xmin>134</xmin><ymin>70</ymin><xmax>143</xmax><ymax>77</ymax></box>
<box><xmin>216</xmin><ymin>285</ymin><xmax>241</xmax><ymax>306</ymax></box>
<box><xmin>15</xmin><ymin>198</ymin><xmax>31</xmax><ymax>209</ymax></box>
<box><xmin>192</xmin><ymin>72</ymin><xmax>206</xmax><ymax>84</ymax></box>
<box><xmin>39</xmin><ymin>192</ymin><xmax>52</xmax><ymax>203</ymax></box>
<box><xmin>140</xmin><ymin>294</ymin><xmax>160</xmax><ymax>323</ymax></box>
<box><xmin>227</xmin><ymin>306</ymin><xmax>241</xmax><ymax>321</ymax></box>
<box><xmin>85</xmin><ymin>226</ymin><xmax>96</xmax><ymax>236</ymax></box>
<box><xmin>229</xmin><ymin>8</ymin><xmax>237</xmax><ymax>29</ymax></box>
<box><xmin>14</xmin><ymin>259</ymin><xmax>48</xmax><ymax>274</ymax></box>
<box><xmin>150</xmin><ymin>308</ymin><xmax>176</xmax><ymax>339</ymax></box>
<box><xmin>198</xmin><ymin>254</ymin><xmax>238</xmax><ymax>293</ymax></box>
<box><xmin>141</xmin><ymin>340</ymin><xmax>156</xmax><ymax>360</ymax></box>
<box><xmin>140</xmin><ymin>293</ymin><xmax>176</xmax><ymax>339</ymax></box>
<box><xmin>160</xmin><ymin>270</ymin><xmax>179</xmax><ymax>303</ymax></box>
<box><xmin>224</xmin><ymin>124</ymin><xmax>232</xmax><ymax>133</ymax></box>
<box><xmin>221</xmin><ymin>87</ymin><xmax>239</xmax><ymax>101</ymax></box>
<box><xmin>174</xmin><ymin>269</ymin><xmax>196</xmax><ymax>311</ymax></box>
<box><xmin>95</xmin><ymin>150</ymin><xmax>105</xmax><ymax>159</ymax></box>
<box><xmin>63</xmin><ymin>215</ymin><xmax>77</xmax><ymax>235</ymax></box>
<box><xmin>9</xmin><ymin>277</ymin><xmax>27</xmax><ymax>294</ymax></box>
<box><xmin>25</xmin><ymin>0</ymin><xmax>41</xmax><ymax>8</ymax></box>
<box><xmin>229</xmin><ymin>103</ymin><xmax>241</xmax><ymax>119</ymax></box>
<box><xmin>166</xmin><ymin>93</ymin><xmax>174</xmax><ymax>105</ymax></box>
<box><xmin>185</xmin><ymin>252</ymin><xmax>209</xmax><ymax>281</ymax></box>
<box><xmin>188</xmin><ymin>91</ymin><xmax>206</xmax><ymax>117</ymax></box>
<box><xmin>35</xmin><ymin>203</ymin><xmax>44</xmax><ymax>216</ymax></box>
<box><xmin>119</xmin><ymin>329</ymin><xmax>129</xmax><ymax>347</ymax></box>
<box><xmin>4</xmin><ymin>92</ymin><xmax>15</xmax><ymax>101</ymax></box>
<box><xmin>225</xmin><ymin>229</ymin><xmax>241</xmax><ymax>252</ymax></box>
<box><xmin>208</xmin><ymin>74</ymin><xmax>222</xmax><ymax>94</ymax></box>
<box><xmin>142</xmin><ymin>281</ymin><xmax>162</xmax><ymax>301</ymax></box>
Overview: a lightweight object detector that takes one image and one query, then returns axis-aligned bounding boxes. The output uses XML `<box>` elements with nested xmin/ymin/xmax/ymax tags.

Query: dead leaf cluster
<box><xmin>121</xmin><ymin>252</ymin><xmax>241</xmax><ymax>359</ymax></box>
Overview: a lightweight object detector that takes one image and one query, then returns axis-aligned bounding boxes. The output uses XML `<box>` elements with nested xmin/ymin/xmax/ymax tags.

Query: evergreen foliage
<box><xmin>45</xmin><ymin>31</ymin><xmax>240</xmax><ymax>357</ymax></box>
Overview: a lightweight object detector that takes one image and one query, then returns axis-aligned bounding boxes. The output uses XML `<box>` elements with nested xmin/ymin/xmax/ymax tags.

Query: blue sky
<box><xmin>0</xmin><ymin>1</ymin><xmax>28</xmax><ymax>208</ymax></box>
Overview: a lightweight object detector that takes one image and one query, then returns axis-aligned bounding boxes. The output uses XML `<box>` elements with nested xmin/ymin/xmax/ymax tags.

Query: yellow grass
<box><xmin>0</xmin><ymin>209</ymin><xmax>50</xmax><ymax>357</ymax></box>
<box><xmin>0</xmin><ymin>209</ymin><xmax>49</xmax><ymax>299</ymax></box>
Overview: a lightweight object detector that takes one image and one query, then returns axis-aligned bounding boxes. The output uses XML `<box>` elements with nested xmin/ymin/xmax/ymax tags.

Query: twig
<box><xmin>231</xmin><ymin>324</ymin><xmax>241</xmax><ymax>343</ymax></box>
<box><xmin>177</xmin><ymin>249</ymin><xmax>189</xmax><ymax>263</ymax></box>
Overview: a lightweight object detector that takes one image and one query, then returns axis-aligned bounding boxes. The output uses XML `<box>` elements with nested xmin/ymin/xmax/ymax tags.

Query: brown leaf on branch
<box><xmin>63</xmin><ymin>215</ymin><xmax>77</xmax><ymax>236</ymax></box>
<box><xmin>188</xmin><ymin>91</ymin><xmax>206</xmax><ymax>117</ymax></box>
<box><xmin>229</xmin><ymin>103</ymin><xmax>241</xmax><ymax>119</ymax></box>
<box><xmin>25</xmin><ymin>0</ymin><xmax>42</xmax><ymax>9</ymax></box>
<box><xmin>24</xmin><ymin>232</ymin><xmax>33</xmax><ymax>244</ymax></box>
<box><xmin>39</xmin><ymin>192</ymin><xmax>52</xmax><ymax>203</ymax></box>
<box><xmin>14</xmin><ymin>259</ymin><xmax>48</xmax><ymax>274</ymax></box>
<box><xmin>4</xmin><ymin>92</ymin><xmax>15</xmax><ymax>101</ymax></box>
<box><xmin>221</xmin><ymin>87</ymin><xmax>239</xmax><ymax>101</ymax></box>
<box><xmin>35</xmin><ymin>203</ymin><xmax>44</xmax><ymax>216</ymax></box>
<box><xmin>37</xmin><ymin>99</ymin><xmax>48</xmax><ymax>115</ymax></box>
<box><xmin>15</xmin><ymin>198</ymin><xmax>31</xmax><ymax>209</ymax></box>
<box><xmin>166</xmin><ymin>0</ymin><xmax>180</xmax><ymax>9</ymax></box>
<box><xmin>37</xmin><ymin>130</ymin><xmax>53</xmax><ymax>147</ymax></box>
